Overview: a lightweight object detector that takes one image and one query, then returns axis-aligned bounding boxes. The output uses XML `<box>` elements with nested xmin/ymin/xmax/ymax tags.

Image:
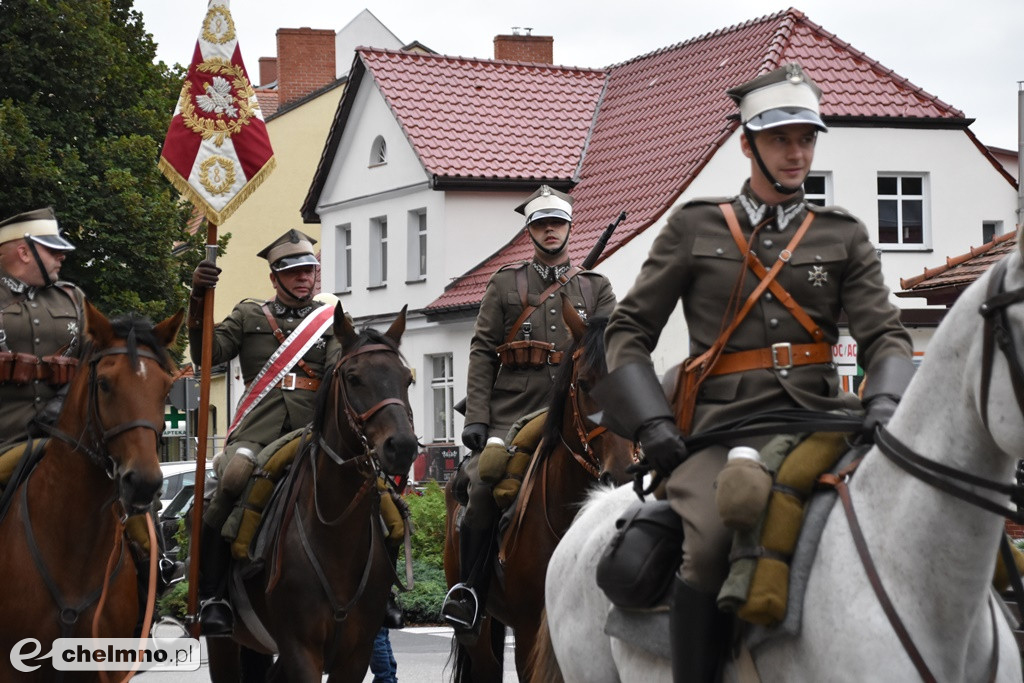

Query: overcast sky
<box><xmin>133</xmin><ymin>0</ymin><xmax>1023</xmax><ymax>151</ymax></box>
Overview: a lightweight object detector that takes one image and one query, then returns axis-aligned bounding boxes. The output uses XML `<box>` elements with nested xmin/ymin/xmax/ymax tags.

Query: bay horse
<box><xmin>444</xmin><ymin>296</ymin><xmax>635</xmax><ymax>681</ymax></box>
<box><xmin>536</xmin><ymin>247</ymin><xmax>1024</xmax><ymax>682</ymax></box>
<box><xmin>0</xmin><ymin>302</ymin><xmax>183</xmax><ymax>681</ymax></box>
<box><xmin>209</xmin><ymin>304</ymin><xmax>419</xmax><ymax>682</ymax></box>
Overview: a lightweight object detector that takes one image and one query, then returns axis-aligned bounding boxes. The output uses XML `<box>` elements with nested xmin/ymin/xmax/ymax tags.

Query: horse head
<box><xmin>330</xmin><ymin>303</ymin><xmax>419</xmax><ymax>476</ymax></box>
<box><xmin>537</xmin><ymin>294</ymin><xmax>634</xmax><ymax>487</ymax></box>
<box><xmin>71</xmin><ymin>301</ymin><xmax>183</xmax><ymax>513</ymax></box>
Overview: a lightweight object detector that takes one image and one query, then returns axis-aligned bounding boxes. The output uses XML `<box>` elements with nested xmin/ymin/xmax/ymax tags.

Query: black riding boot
<box><xmin>198</xmin><ymin>524</ymin><xmax>233</xmax><ymax>636</ymax></box>
<box><xmin>383</xmin><ymin>542</ymin><xmax>405</xmax><ymax>629</ymax></box>
<box><xmin>669</xmin><ymin>577</ymin><xmax>731</xmax><ymax>683</ymax></box>
<box><xmin>440</xmin><ymin>524</ymin><xmax>494</xmax><ymax>635</ymax></box>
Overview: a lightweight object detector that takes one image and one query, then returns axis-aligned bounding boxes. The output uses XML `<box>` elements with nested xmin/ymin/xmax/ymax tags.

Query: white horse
<box><xmin>538</xmin><ymin>247</ymin><xmax>1024</xmax><ymax>682</ymax></box>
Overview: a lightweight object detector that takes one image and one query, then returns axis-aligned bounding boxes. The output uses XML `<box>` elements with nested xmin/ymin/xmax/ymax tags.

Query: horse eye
<box><xmin>577</xmin><ymin>379</ymin><xmax>591</xmax><ymax>392</ymax></box>
<box><xmin>98</xmin><ymin>377</ymin><xmax>112</xmax><ymax>393</ymax></box>
<box><xmin>345</xmin><ymin>372</ymin><xmax>362</xmax><ymax>387</ymax></box>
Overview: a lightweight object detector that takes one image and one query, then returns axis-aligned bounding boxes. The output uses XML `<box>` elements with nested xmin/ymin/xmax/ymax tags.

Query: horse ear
<box><xmin>560</xmin><ymin>293</ymin><xmax>586</xmax><ymax>342</ymax></box>
<box><xmin>334</xmin><ymin>302</ymin><xmax>358</xmax><ymax>346</ymax></box>
<box><xmin>385</xmin><ymin>305</ymin><xmax>408</xmax><ymax>344</ymax></box>
<box><xmin>153</xmin><ymin>309</ymin><xmax>185</xmax><ymax>348</ymax></box>
<box><xmin>84</xmin><ymin>300</ymin><xmax>114</xmax><ymax>347</ymax></box>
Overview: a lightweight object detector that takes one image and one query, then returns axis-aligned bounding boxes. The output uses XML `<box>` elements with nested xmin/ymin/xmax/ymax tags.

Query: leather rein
<box><xmin>820</xmin><ymin>257</ymin><xmax>1024</xmax><ymax>682</ymax></box>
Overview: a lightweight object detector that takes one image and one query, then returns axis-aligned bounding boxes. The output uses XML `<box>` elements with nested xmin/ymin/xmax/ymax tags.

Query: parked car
<box><xmin>159</xmin><ymin>460</ymin><xmax>216</xmax><ymax>515</ymax></box>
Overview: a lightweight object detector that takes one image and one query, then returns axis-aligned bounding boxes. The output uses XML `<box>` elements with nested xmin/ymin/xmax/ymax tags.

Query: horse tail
<box><xmin>446</xmin><ymin>618</ymin><xmax>506</xmax><ymax>683</ymax></box>
<box><xmin>528</xmin><ymin>607</ymin><xmax>563</xmax><ymax>683</ymax></box>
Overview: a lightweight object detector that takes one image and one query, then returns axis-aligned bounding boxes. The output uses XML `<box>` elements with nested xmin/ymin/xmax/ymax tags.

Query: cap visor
<box><xmin>271</xmin><ymin>253</ymin><xmax>319</xmax><ymax>271</ymax></box>
<box><xmin>745</xmin><ymin>108</ymin><xmax>827</xmax><ymax>132</ymax></box>
<box><xmin>526</xmin><ymin>208</ymin><xmax>572</xmax><ymax>225</ymax></box>
<box><xmin>27</xmin><ymin>233</ymin><xmax>75</xmax><ymax>251</ymax></box>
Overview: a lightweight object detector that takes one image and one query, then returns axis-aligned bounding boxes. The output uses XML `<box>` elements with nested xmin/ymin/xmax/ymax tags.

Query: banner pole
<box><xmin>186</xmin><ymin>221</ymin><xmax>218</xmax><ymax>639</ymax></box>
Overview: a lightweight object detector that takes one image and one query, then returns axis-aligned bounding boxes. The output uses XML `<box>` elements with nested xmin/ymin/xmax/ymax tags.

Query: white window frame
<box><xmin>877</xmin><ymin>173</ymin><xmax>930</xmax><ymax>250</ymax></box>
<box><xmin>336</xmin><ymin>223</ymin><xmax>352</xmax><ymax>292</ymax></box>
<box><xmin>369</xmin><ymin>136</ymin><xmax>387</xmax><ymax>166</ymax></box>
<box><xmin>369</xmin><ymin>216</ymin><xmax>388</xmax><ymax>287</ymax></box>
<box><xmin>803</xmin><ymin>171</ymin><xmax>833</xmax><ymax>206</ymax></box>
<box><xmin>406</xmin><ymin>209</ymin><xmax>427</xmax><ymax>282</ymax></box>
<box><xmin>428</xmin><ymin>353</ymin><xmax>455</xmax><ymax>443</ymax></box>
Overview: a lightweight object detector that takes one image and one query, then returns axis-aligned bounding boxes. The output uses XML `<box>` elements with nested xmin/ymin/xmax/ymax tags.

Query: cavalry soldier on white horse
<box><xmin>592</xmin><ymin>63</ymin><xmax>916</xmax><ymax>682</ymax></box>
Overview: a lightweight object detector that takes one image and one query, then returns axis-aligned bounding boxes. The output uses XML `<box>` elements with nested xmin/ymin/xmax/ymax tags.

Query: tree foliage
<box><xmin>0</xmin><ymin>0</ymin><xmax>212</xmax><ymax>322</ymax></box>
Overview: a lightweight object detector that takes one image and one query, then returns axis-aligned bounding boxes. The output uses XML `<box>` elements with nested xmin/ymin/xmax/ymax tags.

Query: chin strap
<box><xmin>25</xmin><ymin>239</ymin><xmax>53</xmax><ymax>287</ymax></box>
<box><xmin>743</xmin><ymin>127</ymin><xmax>801</xmax><ymax>196</ymax></box>
<box><xmin>272</xmin><ymin>275</ymin><xmax>312</xmax><ymax>305</ymax></box>
<box><xmin>527</xmin><ymin>227</ymin><xmax>571</xmax><ymax>257</ymax></box>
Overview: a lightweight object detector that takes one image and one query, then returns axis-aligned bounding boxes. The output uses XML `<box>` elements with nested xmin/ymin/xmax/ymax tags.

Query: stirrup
<box><xmin>159</xmin><ymin>556</ymin><xmax>185</xmax><ymax>588</ymax></box>
<box><xmin>440</xmin><ymin>583</ymin><xmax>479</xmax><ymax>629</ymax></box>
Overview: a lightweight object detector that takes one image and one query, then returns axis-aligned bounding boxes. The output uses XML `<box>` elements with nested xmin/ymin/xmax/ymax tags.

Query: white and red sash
<box><xmin>227</xmin><ymin>304</ymin><xmax>334</xmax><ymax>436</ymax></box>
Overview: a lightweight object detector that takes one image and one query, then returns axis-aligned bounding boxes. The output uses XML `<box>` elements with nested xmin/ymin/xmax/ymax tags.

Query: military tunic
<box><xmin>466</xmin><ymin>261</ymin><xmax>617</xmax><ymax>438</ymax></box>
<box><xmin>0</xmin><ymin>271</ymin><xmax>84</xmax><ymax>451</ymax></box>
<box><xmin>604</xmin><ymin>184</ymin><xmax>912</xmax><ymax>591</ymax></box>
<box><xmin>190</xmin><ymin>298</ymin><xmax>340</xmax><ymax>456</ymax></box>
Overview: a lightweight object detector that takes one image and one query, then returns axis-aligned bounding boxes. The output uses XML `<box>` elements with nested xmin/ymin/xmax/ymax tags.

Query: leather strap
<box><xmin>274</xmin><ymin>374</ymin><xmax>320</xmax><ymax>392</ymax></box>
<box><xmin>708</xmin><ymin>341</ymin><xmax>831</xmax><ymax>376</ymax></box>
<box><xmin>503</xmin><ymin>266</ymin><xmax>583</xmax><ymax>346</ymax></box>
<box><xmin>261</xmin><ymin>303</ymin><xmax>318</xmax><ymax>379</ymax></box>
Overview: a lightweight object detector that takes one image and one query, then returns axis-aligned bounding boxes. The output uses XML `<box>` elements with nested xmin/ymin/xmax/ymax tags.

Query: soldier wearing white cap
<box><xmin>593</xmin><ymin>63</ymin><xmax>915</xmax><ymax>681</ymax></box>
<box><xmin>187</xmin><ymin>228</ymin><xmax>347</xmax><ymax>635</ymax></box>
<box><xmin>0</xmin><ymin>207</ymin><xmax>84</xmax><ymax>450</ymax></box>
<box><xmin>441</xmin><ymin>185</ymin><xmax>616</xmax><ymax>634</ymax></box>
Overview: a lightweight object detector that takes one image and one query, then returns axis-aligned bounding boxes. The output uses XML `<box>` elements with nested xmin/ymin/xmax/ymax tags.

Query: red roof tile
<box><xmin>425</xmin><ymin>8</ymin><xmax>971</xmax><ymax>313</ymax></box>
<box><xmin>897</xmin><ymin>230</ymin><xmax>1017</xmax><ymax>305</ymax></box>
<box><xmin>256</xmin><ymin>88</ymin><xmax>279</xmax><ymax>118</ymax></box>
<box><xmin>360</xmin><ymin>49</ymin><xmax>606</xmax><ymax>181</ymax></box>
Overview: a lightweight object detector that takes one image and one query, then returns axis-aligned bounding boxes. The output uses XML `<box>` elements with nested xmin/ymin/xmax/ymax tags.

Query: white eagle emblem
<box><xmin>195</xmin><ymin>76</ymin><xmax>239</xmax><ymax>118</ymax></box>
<box><xmin>808</xmin><ymin>266</ymin><xmax>829</xmax><ymax>287</ymax></box>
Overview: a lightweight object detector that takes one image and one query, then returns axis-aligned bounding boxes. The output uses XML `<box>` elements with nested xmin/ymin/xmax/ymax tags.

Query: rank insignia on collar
<box><xmin>808</xmin><ymin>265</ymin><xmax>829</xmax><ymax>287</ymax></box>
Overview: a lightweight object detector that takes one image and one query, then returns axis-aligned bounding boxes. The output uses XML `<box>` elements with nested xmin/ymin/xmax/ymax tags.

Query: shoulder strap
<box><xmin>503</xmin><ymin>266</ymin><xmax>583</xmax><ymax>345</ymax></box>
<box><xmin>720</xmin><ymin>203</ymin><xmax>822</xmax><ymax>342</ymax></box>
<box><xmin>260</xmin><ymin>302</ymin><xmax>318</xmax><ymax>379</ymax></box>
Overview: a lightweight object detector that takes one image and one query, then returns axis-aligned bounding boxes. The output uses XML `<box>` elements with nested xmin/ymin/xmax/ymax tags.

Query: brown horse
<box><xmin>444</xmin><ymin>297</ymin><xmax>635</xmax><ymax>681</ymax></box>
<box><xmin>0</xmin><ymin>302</ymin><xmax>183</xmax><ymax>681</ymax></box>
<box><xmin>209</xmin><ymin>304</ymin><xmax>419</xmax><ymax>682</ymax></box>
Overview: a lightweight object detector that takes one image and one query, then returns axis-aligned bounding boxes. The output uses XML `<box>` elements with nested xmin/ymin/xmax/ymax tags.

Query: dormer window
<box><xmin>370</xmin><ymin>136</ymin><xmax>387</xmax><ymax>166</ymax></box>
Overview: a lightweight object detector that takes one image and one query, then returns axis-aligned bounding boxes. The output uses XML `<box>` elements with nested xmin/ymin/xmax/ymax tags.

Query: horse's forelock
<box><xmin>106</xmin><ymin>314</ymin><xmax>173</xmax><ymax>371</ymax></box>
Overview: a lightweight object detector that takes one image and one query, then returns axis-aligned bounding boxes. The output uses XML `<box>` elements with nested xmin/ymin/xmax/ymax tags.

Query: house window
<box><xmin>983</xmin><ymin>220</ymin><xmax>1003</xmax><ymax>244</ymax></box>
<box><xmin>804</xmin><ymin>172</ymin><xmax>832</xmax><ymax>206</ymax></box>
<box><xmin>370</xmin><ymin>136</ymin><xmax>387</xmax><ymax>166</ymax></box>
<box><xmin>336</xmin><ymin>224</ymin><xmax>352</xmax><ymax>292</ymax></box>
<box><xmin>369</xmin><ymin>216</ymin><xmax>388</xmax><ymax>287</ymax></box>
<box><xmin>429</xmin><ymin>354</ymin><xmax>455</xmax><ymax>443</ymax></box>
<box><xmin>407</xmin><ymin>209</ymin><xmax>427</xmax><ymax>281</ymax></box>
<box><xmin>877</xmin><ymin>174</ymin><xmax>928</xmax><ymax>247</ymax></box>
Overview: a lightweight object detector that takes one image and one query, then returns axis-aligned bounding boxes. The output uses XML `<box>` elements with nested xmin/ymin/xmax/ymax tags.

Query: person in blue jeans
<box><xmin>370</xmin><ymin>627</ymin><xmax>398</xmax><ymax>683</ymax></box>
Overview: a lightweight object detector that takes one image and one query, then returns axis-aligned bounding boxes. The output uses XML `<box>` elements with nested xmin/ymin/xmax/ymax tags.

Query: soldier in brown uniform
<box><xmin>441</xmin><ymin>185</ymin><xmax>616</xmax><ymax>632</ymax></box>
<box><xmin>0</xmin><ymin>207</ymin><xmax>83</xmax><ymax>451</ymax></box>
<box><xmin>189</xmin><ymin>229</ymin><xmax>344</xmax><ymax>634</ymax></box>
<box><xmin>594</xmin><ymin>64</ymin><xmax>915</xmax><ymax>682</ymax></box>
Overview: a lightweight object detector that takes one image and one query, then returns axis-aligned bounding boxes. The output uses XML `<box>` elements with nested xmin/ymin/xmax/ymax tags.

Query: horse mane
<box><xmin>536</xmin><ymin>317</ymin><xmax>608</xmax><ymax>461</ymax></box>
<box><xmin>81</xmin><ymin>314</ymin><xmax>174</xmax><ymax>372</ymax></box>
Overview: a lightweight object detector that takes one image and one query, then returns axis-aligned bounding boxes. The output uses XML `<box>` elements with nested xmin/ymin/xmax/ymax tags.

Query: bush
<box><xmin>397</xmin><ymin>481</ymin><xmax>450</xmax><ymax>624</ymax></box>
<box><xmin>157</xmin><ymin>580</ymin><xmax>188</xmax><ymax>620</ymax></box>
<box><xmin>398</xmin><ymin>560</ymin><xmax>448</xmax><ymax>625</ymax></box>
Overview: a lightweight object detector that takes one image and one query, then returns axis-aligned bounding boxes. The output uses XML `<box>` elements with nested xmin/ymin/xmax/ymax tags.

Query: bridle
<box><xmin>41</xmin><ymin>345</ymin><xmax>169</xmax><ymax>480</ymax></box>
<box><xmin>565</xmin><ymin>346</ymin><xmax>609</xmax><ymax>478</ymax></box>
<box><xmin>820</xmin><ymin>256</ymin><xmax>1024</xmax><ymax>683</ymax></box>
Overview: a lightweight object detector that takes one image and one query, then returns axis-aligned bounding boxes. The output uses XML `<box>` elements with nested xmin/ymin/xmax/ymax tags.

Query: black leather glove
<box><xmin>862</xmin><ymin>394</ymin><xmax>898</xmax><ymax>442</ymax></box>
<box><xmin>461</xmin><ymin>422</ymin><xmax>489</xmax><ymax>452</ymax></box>
<box><xmin>192</xmin><ymin>260</ymin><xmax>221</xmax><ymax>290</ymax></box>
<box><xmin>637</xmin><ymin>418</ymin><xmax>688</xmax><ymax>478</ymax></box>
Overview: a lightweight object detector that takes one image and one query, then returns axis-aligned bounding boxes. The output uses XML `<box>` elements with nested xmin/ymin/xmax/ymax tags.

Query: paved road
<box><xmin>135</xmin><ymin>626</ymin><xmax>519</xmax><ymax>681</ymax></box>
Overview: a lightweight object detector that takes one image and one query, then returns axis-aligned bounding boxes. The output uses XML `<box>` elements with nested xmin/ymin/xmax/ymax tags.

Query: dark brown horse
<box><xmin>0</xmin><ymin>302</ymin><xmax>183</xmax><ymax>681</ymax></box>
<box><xmin>444</xmin><ymin>297</ymin><xmax>635</xmax><ymax>681</ymax></box>
<box><xmin>209</xmin><ymin>304</ymin><xmax>418</xmax><ymax>682</ymax></box>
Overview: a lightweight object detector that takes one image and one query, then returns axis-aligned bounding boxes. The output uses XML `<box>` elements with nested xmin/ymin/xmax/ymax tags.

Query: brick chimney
<box><xmin>494</xmin><ymin>32</ymin><xmax>553</xmax><ymax>64</ymax></box>
<box><xmin>258</xmin><ymin>56</ymin><xmax>278</xmax><ymax>86</ymax></box>
<box><xmin>276</xmin><ymin>28</ymin><xmax>336</xmax><ymax>107</ymax></box>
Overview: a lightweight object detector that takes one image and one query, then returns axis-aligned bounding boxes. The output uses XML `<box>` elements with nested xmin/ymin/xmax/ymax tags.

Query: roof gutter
<box><xmin>430</xmin><ymin>175</ymin><xmax>575</xmax><ymax>192</ymax></box>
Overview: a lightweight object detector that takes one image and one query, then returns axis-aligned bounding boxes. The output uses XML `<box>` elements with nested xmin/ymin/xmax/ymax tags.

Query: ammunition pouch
<box><xmin>495</xmin><ymin>340</ymin><xmax>563</xmax><ymax>370</ymax></box>
<box><xmin>596</xmin><ymin>499</ymin><xmax>683</xmax><ymax>609</ymax></box>
<box><xmin>0</xmin><ymin>352</ymin><xmax>78</xmax><ymax>385</ymax></box>
<box><xmin>219</xmin><ymin>448</ymin><xmax>257</xmax><ymax>499</ymax></box>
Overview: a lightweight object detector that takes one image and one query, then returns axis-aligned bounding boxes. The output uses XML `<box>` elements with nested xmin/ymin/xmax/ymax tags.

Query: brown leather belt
<box><xmin>709</xmin><ymin>342</ymin><xmax>832</xmax><ymax>376</ymax></box>
<box><xmin>274</xmin><ymin>373</ymin><xmax>320</xmax><ymax>391</ymax></box>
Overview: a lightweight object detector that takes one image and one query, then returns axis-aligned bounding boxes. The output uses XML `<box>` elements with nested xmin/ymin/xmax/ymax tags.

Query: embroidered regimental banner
<box><xmin>158</xmin><ymin>0</ymin><xmax>275</xmax><ymax>225</ymax></box>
